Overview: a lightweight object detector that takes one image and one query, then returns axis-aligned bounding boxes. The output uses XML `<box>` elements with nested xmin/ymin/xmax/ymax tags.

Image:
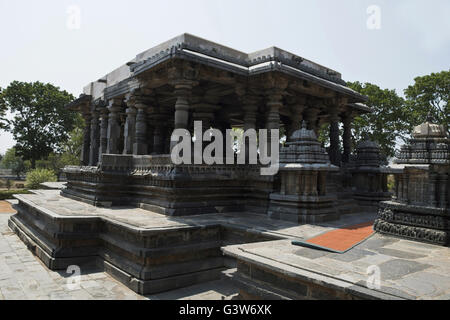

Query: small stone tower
<box><xmin>374</xmin><ymin>121</ymin><xmax>450</xmax><ymax>245</ymax></box>
<box><xmin>268</xmin><ymin>122</ymin><xmax>339</xmax><ymax>223</ymax></box>
<box><xmin>351</xmin><ymin>137</ymin><xmax>392</xmax><ymax>212</ymax></box>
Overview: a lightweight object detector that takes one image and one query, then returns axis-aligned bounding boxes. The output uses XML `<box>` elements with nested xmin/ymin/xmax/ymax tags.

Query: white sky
<box><xmin>0</xmin><ymin>0</ymin><xmax>449</xmax><ymax>154</ymax></box>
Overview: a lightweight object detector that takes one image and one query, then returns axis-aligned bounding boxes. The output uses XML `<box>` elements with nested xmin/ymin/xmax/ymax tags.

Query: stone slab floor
<box><xmin>224</xmin><ymin>235</ymin><xmax>450</xmax><ymax>299</ymax></box>
<box><xmin>0</xmin><ymin>202</ymin><xmax>238</xmax><ymax>300</ymax></box>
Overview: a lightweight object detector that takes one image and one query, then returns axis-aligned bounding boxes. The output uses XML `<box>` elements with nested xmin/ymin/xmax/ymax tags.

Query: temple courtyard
<box><xmin>2</xmin><ymin>190</ymin><xmax>450</xmax><ymax>300</ymax></box>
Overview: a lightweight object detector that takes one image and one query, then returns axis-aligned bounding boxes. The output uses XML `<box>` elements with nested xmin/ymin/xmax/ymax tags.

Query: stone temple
<box><xmin>8</xmin><ymin>34</ymin><xmax>450</xmax><ymax>299</ymax></box>
<box><xmin>375</xmin><ymin>121</ymin><xmax>450</xmax><ymax>245</ymax></box>
<box><xmin>60</xmin><ymin>33</ymin><xmax>370</xmax><ymax>217</ymax></box>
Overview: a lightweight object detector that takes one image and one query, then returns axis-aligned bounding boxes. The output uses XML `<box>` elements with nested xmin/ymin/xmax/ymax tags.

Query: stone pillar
<box><xmin>123</xmin><ymin>96</ymin><xmax>137</xmax><ymax>155</ymax></box>
<box><xmin>403</xmin><ymin>174</ymin><xmax>409</xmax><ymax>204</ymax></box>
<box><xmin>133</xmin><ymin>97</ymin><xmax>148</xmax><ymax>155</ymax></box>
<box><xmin>398</xmin><ymin>174</ymin><xmax>404</xmax><ymax>201</ymax></box>
<box><xmin>342</xmin><ymin>113</ymin><xmax>353</xmax><ymax>163</ymax></box>
<box><xmin>152</xmin><ymin>124</ymin><xmax>164</xmax><ymax>155</ymax></box>
<box><xmin>304</xmin><ymin>107</ymin><xmax>320</xmax><ymax>133</ymax></box>
<box><xmin>106</xmin><ymin>98</ymin><xmax>122</xmax><ymax>154</ymax></box>
<box><xmin>243</xmin><ymin>97</ymin><xmax>258</xmax><ymax>161</ymax></box>
<box><xmin>318</xmin><ymin>172</ymin><xmax>327</xmax><ymax>196</ymax></box>
<box><xmin>265</xmin><ymin>92</ymin><xmax>282</xmax><ymax>156</ymax></box>
<box><xmin>98</xmin><ymin>107</ymin><xmax>109</xmax><ymax>163</ymax></box>
<box><xmin>288</xmin><ymin>104</ymin><xmax>305</xmax><ymax>141</ymax></box>
<box><xmin>439</xmin><ymin>174</ymin><xmax>448</xmax><ymax>209</ymax></box>
<box><xmin>429</xmin><ymin>173</ymin><xmax>438</xmax><ymax>207</ymax></box>
<box><xmin>164</xmin><ymin>123</ymin><xmax>174</xmax><ymax>154</ymax></box>
<box><xmin>171</xmin><ymin>81</ymin><xmax>194</xmax><ymax>150</ymax></box>
<box><xmin>89</xmin><ymin>110</ymin><xmax>100</xmax><ymax>166</ymax></box>
<box><xmin>329</xmin><ymin>108</ymin><xmax>341</xmax><ymax>166</ymax></box>
<box><xmin>81</xmin><ymin>112</ymin><xmax>91</xmax><ymax>166</ymax></box>
<box><xmin>217</xmin><ymin>120</ymin><xmax>230</xmax><ymax>161</ymax></box>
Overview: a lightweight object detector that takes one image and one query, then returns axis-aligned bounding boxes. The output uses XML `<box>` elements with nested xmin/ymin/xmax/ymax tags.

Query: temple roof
<box><xmin>412</xmin><ymin>122</ymin><xmax>447</xmax><ymax>138</ymax></box>
<box><xmin>280</xmin><ymin>122</ymin><xmax>337</xmax><ymax>170</ymax></box>
<box><xmin>81</xmin><ymin>33</ymin><xmax>368</xmax><ymax>105</ymax></box>
<box><xmin>396</xmin><ymin>121</ymin><xmax>449</xmax><ymax>165</ymax></box>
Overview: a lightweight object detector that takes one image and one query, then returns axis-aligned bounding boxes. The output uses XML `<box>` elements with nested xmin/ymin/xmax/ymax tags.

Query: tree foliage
<box><xmin>404</xmin><ymin>70</ymin><xmax>449</xmax><ymax>133</ymax></box>
<box><xmin>0</xmin><ymin>147</ymin><xmax>29</xmax><ymax>178</ymax></box>
<box><xmin>35</xmin><ymin>126</ymin><xmax>83</xmax><ymax>179</ymax></box>
<box><xmin>0</xmin><ymin>81</ymin><xmax>75</xmax><ymax>168</ymax></box>
<box><xmin>347</xmin><ymin>81</ymin><xmax>409</xmax><ymax>158</ymax></box>
<box><xmin>0</xmin><ymin>87</ymin><xmax>9</xmax><ymax>130</ymax></box>
<box><xmin>25</xmin><ymin>168</ymin><xmax>57</xmax><ymax>190</ymax></box>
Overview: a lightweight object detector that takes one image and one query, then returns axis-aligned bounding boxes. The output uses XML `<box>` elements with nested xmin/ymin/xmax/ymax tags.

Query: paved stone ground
<box><xmin>0</xmin><ymin>203</ymin><xmax>238</xmax><ymax>300</ymax></box>
<box><xmin>224</xmin><ymin>235</ymin><xmax>450</xmax><ymax>300</ymax></box>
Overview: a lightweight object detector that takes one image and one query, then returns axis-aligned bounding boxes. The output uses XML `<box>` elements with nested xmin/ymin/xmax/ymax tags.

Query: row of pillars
<box><xmin>81</xmin><ymin>83</ymin><xmax>353</xmax><ymax>167</ymax></box>
<box><xmin>284</xmin><ymin>104</ymin><xmax>353</xmax><ymax>166</ymax></box>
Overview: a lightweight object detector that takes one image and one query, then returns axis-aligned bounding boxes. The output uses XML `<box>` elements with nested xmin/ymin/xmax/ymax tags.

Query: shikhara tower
<box><xmin>375</xmin><ymin>121</ymin><xmax>450</xmax><ymax>245</ymax></box>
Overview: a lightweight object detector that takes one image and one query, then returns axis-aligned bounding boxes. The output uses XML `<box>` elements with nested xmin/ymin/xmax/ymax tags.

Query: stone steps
<box><xmin>8</xmin><ymin>194</ymin><xmax>275</xmax><ymax>295</ymax></box>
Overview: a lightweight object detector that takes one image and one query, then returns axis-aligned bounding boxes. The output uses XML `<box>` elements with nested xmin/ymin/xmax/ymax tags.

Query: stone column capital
<box><xmin>266</xmin><ymin>89</ymin><xmax>284</xmax><ymax>103</ymax></box>
<box><xmin>328</xmin><ymin>106</ymin><xmax>341</xmax><ymax>122</ymax></box>
<box><xmin>107</xmin><ymin>98</ymin><xmax>123</xmax><ymax>113</ymax></box>
<box><xmin>126</xmin><ymin>107</ymin><xmax>137</xmax><ymax>116</ymax></box>
<box><xmin>81</xmin><ymin>110</ymin><xmax>92</xmax><ymax>121</ymax></box>
<box><xmin>171</xmin><ymin>79</ymin><xmax>198</xmax><ymax>92</ymax></box>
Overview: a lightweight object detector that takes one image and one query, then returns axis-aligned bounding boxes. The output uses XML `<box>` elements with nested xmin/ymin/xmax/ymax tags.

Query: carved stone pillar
<box><xmin>133</xmin><ymin>97</ymin><xmax>148</xmax><ymax>155</ymax></box>
<box><xmin>304</xmin><ymin>106</ymin><xmax>320</xmax><ymax>133</ymax></box>
<box><xmin>288</xmin><ymin>104</ymin><xmax>305</xmax><ymax>140</ymax></box>
<box><xmin>98</xmin><ymin>107</ymin><xmax>109</xmax><ymax>163</ymax></box>
<box><xmin>429</xmin><ymin>173</ymin><xmax>438</xmax><ymax>207</ymax></box>
<box><xmin>329</xmin><ymin>108</ymin><xmax>341</xmax><ymax>166</ymax></box>
<box><xmin>174</xmin><ymin>81</ymin><xmax>193</xmax><ymax>129</ymax></box>
<box><xmin>265</xmin><ymin>92</ymin><xmax>282</xmax><ymax>157</ymax></box>
<box><xmin>106</xmin><ymin>98</ymin><xmax>123</xmax><ymax>154</ymax></box>
<box><xmin>439</xmin><ymin>174</ymin><xmax>448</xmax><ymax>209</ymax></box>
<box><xmin>123</xmin><ymin>95</ymin><xmax>137</xmax><ymax>155</ymax></box>
<box><xmin>164</xmin><ymin>123</ymin><xmax>174</xmax><ymax>154</ymax></box>
<box><xmin>171</xmin><ymin>80</ymin><xmax>194</xmax><ymax>150</ymax></box>
<box><xmin>81</xmin><ymin>112</ymin><xmax>91</xmax><ymax>166</ymax></box>
<box><xmin>89</xmin><ymin>110</ymin><xmax>100</xmax><ymax>166</ymax></box>
<box><xmin>152</xmin><ymin>123</ymin><xmax>164</xmax><ymax>155</ymax></box>
<box><xmin>243</xmin><ymin>101</ymin><xmax>258</xmax><ymax>161</ymax></box>
<box><xmin>342</xmin><ymin>112</ymin><xmax>353</xmax><ymax>163</ymax></box>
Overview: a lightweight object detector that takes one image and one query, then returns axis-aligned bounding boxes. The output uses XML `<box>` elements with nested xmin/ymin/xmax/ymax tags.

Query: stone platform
<box><xmin>8</xmin><ymin>190</ymin><xmax>450</xmax><ymax>299</ymax></box>
<box><xmin>223</xmin><ymin>235</ymin><xmax>450</xmax><ymax>300</ymax></box>
<box><xmin>0</xmin><ymin>208</ymin><xmax>239</xmax><ymax>300</ymax></box>
<box><xmin>8</xmin><ymin>190</ymin><xmax>371</xmax><ymax>295</ymax></box>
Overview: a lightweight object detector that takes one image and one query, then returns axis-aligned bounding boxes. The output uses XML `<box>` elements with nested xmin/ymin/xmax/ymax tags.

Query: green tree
<box><xmin>0</xmin><ymin>87</ymin><xmax>9</xmax><ymax>130</ymax></box>
<box><xmin>347</xmin><ymin>82</ymin><xmax>409</xmax><ymax>158</ymax></box>
<box><xmin>404</xmin><ymin>70</ymin><xmax>449</xmax><ymax>133</ymax></box>
<box><xmin>61</xmin><ymin>125</ymin><xmax>84</xmax><ymax>164</ymax></box>
<box><xmin>0</xmin><ymin>147</ymin><xmax>28</xmax><ymax>178</ymax></box>
<box><xmin>0</xmin><ymin>81</ymin><xmax>75</xmax><ymax>168</ymax></box>
<box><xmin>35</xmin><ymin>126</ymin><xmax>83</xmax><ymax>179</ymax></box>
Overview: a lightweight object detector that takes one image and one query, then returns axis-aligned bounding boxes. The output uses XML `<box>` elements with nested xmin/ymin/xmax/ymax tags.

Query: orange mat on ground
<box><xmin>0</xmin><ymin>201</ymin><xmax>16</xmax><ymax>214</ymax></box>
<box><xmin>292</xmin><ymin>221</ymin><xmax>375</xmax><ymax>253</ymax></box>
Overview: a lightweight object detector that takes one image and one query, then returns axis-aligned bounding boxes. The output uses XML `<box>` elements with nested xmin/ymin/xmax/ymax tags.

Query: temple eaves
<box><xmin>80</xmin><ymin>33</ymin><xmax>367</xmax><ymax>104</ymax></box>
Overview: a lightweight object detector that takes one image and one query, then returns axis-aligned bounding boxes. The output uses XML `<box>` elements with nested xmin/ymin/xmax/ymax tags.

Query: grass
<box><xmin>0</xmin><ymin>189</ymin><xmax>31</xmax><ymax>200</ymax></box>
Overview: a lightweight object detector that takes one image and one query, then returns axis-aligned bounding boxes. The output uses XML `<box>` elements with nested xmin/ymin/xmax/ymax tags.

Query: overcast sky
<box><xmin>0</xmin><ymin>0</ymin><xmax>449</xmax><ymax>153</ymax></box>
